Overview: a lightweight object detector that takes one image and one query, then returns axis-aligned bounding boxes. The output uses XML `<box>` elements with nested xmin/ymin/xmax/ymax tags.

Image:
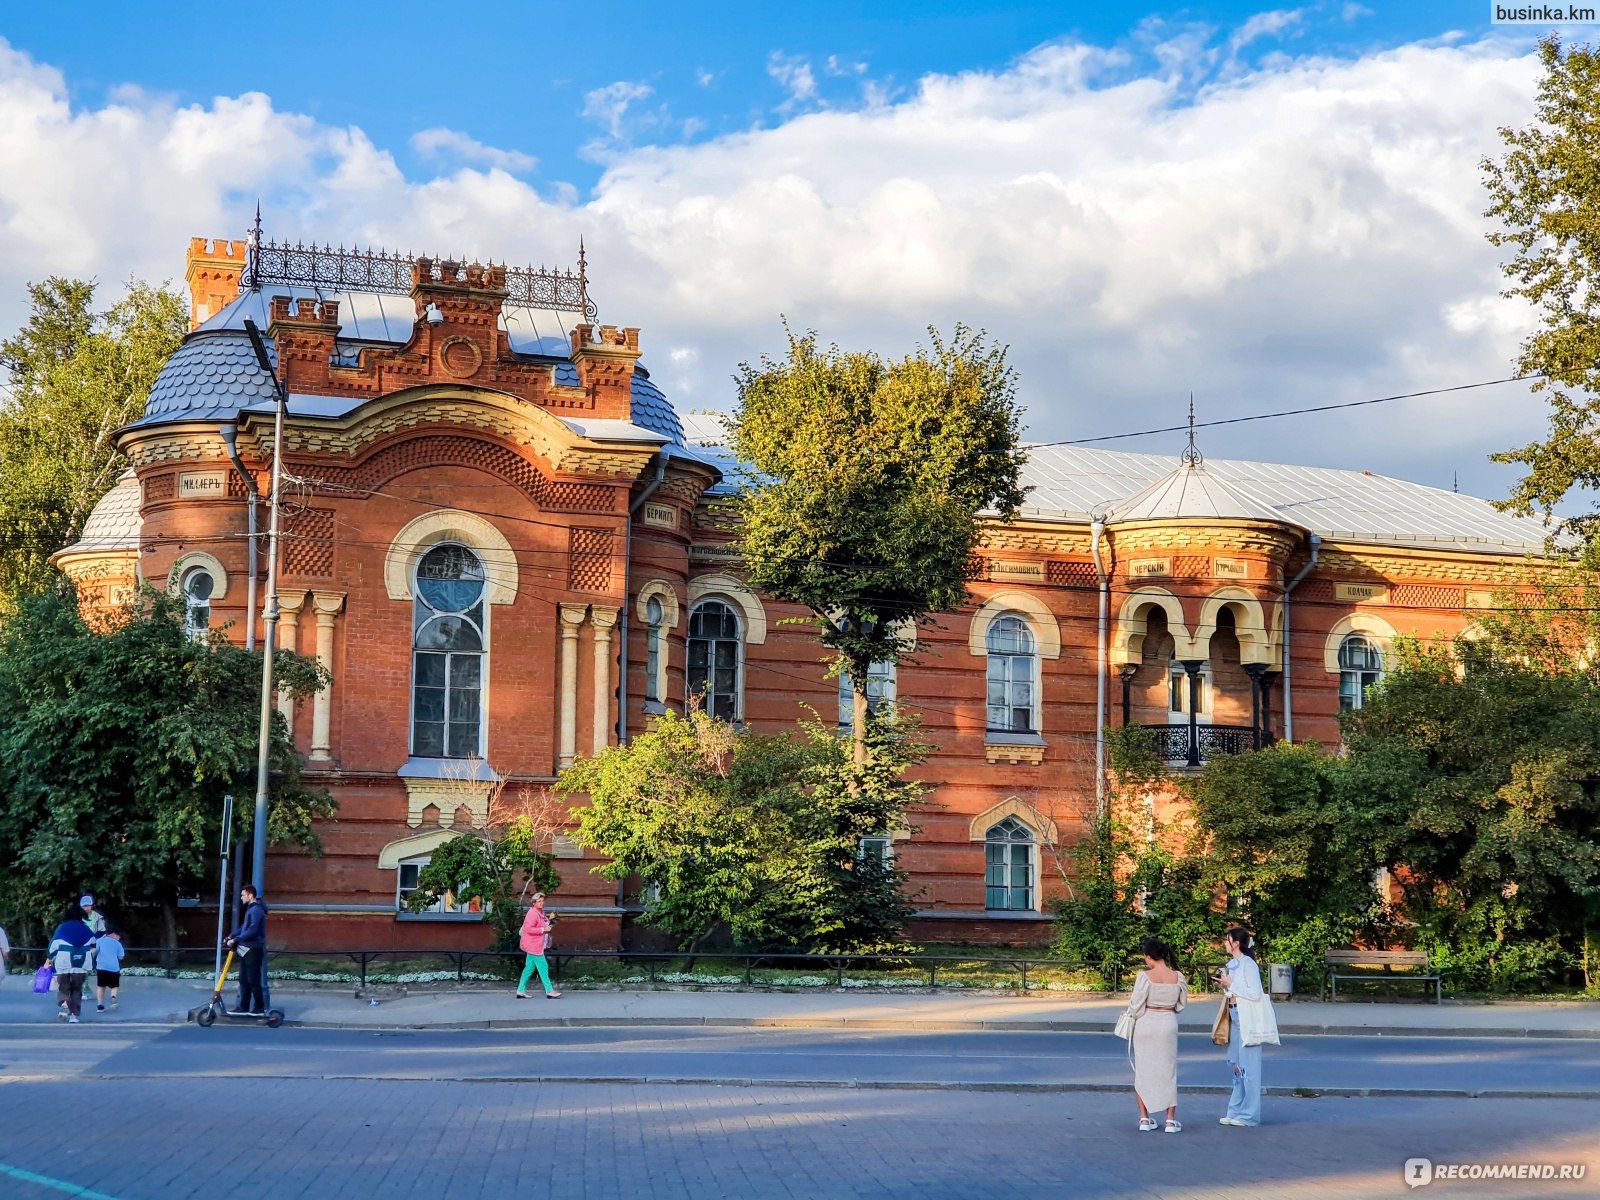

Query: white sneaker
<box><xmin>1219</xmin><ymin>1117</ymin><xmax>1242</xmax><ymax>1126</ymax></box>
<box><xmin>1138</xmin><ymin>1117</ymin><xmax>1157</xmax><ymax>1132</ymax></box>
<box><xmin>1164</xmin><ymin>1120</ymin><xmax>1182</xmax><ymax>1133</ymax></box>
<box><xmin>68</xmin><ymin>1014</ymin><xmax>79</xmax><ymax>1024</ymax></box>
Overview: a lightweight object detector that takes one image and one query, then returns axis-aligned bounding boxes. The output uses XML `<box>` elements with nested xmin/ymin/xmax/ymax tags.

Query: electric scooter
<box><xmin>196</xmin><ymin>945</ymin><xmax>284</xmax><ymax>1027</ymax></box>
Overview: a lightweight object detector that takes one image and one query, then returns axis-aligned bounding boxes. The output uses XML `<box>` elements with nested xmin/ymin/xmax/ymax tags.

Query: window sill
<box><xmin>394</xmin><ymin>910</ymin><xmax>487</xmax><ymax>922</ymax></box>
<box><xmin>641</xmin><ymin>699</ymin><xmax>667</xmax><ymax>716</ymax></box>
<box><xmin>397</xmin><ymin>757</ymin><xmax>499</xmax><ymax>783</ymax></box>
<box><xmin>984</xmin><ymin>732</ymin><xmax>1045</xmax><ymax>765</ymax></box>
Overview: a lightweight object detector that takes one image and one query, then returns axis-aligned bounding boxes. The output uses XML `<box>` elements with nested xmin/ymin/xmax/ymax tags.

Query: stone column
<box><xmin>590</xmin><ymin>605</ymin><xmax>620</xmax><ymax>756</ymax></box>
<box><xmin>276</xmin><ymin>590</ymin><xmax>309</xmax><ymax>733</ymax></box>
<box><xmin>558</xmin><ymin>603</ymin><xmax>588</xmax><ymax>769</ymax></box>
<box><xmin>309</xmin><ymin>591</ymin><xmax>346</xmax><ymax>762</ymax></box>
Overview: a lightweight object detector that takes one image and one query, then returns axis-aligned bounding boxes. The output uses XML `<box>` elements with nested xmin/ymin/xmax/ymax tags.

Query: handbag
<box><xmin>32</xmin><ymin>963</ymin><xmax>54</xmax><ymax>993</ymax></box>
<box><xmin>1113</xmin><ymin>1012</ymin><xmax>1135</xmax><ymax>1040</ymax></box>
<box><xmin>1210</xmin><ymin>998</ymin><xmax>1232</xmax><ymax>1046</ymax></box>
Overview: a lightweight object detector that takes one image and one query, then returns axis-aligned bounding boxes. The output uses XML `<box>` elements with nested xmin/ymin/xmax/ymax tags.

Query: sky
<box><xmin>0</xmin><ymin>2</ymin><xmax>1591</xmax><ymax>501</ymax></box>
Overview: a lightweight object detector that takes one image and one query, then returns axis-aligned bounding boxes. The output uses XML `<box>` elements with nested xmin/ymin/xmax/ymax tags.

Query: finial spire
<box><xmin>243</xmin><ymin>202</ymin><xmax>264</xmax><ymax>292</ymax></box>
<box><xmin>1180</xmin><ymin>392</ymin><xmax>1203</xmax><ymax>467</ymax></box>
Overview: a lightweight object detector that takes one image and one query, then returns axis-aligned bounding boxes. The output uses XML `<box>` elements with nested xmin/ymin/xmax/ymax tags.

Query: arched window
<box><xmin>181</xmin><ymin>565</ymin><xmax>215</xmax><ymax>641</ymax></box>
<box><xmin>643</xmin><ymin>594</ymin><xmax>666</xmax><ymax>704</ymax></box>
<box><xmin>688</xmin><ymin>600</ymin><xmax>741</xmax><ymax>721</ymax></box>
<box><xmin>985</xmin><ymin>614</ymin><xmax>1037</xmax><ymax>733</ymax></box>
<box><xmin>1338</xmin><ymin>634</ymin><xmax>1383</xmax><ymax>710</ymax></box>
<box><xmin>839</xmin><ymin>661</ymin><xmax>896</xmax><ymax>727</ymax></box>
<box><xmin>985</xmin><ymin>816</ymin><xmax>1035</xmax><ymax>910</ymax></box>
<box><xmin>411</xmin><ymin>543</ymin><xmax>486</xmax><ymax>758</ymax></box>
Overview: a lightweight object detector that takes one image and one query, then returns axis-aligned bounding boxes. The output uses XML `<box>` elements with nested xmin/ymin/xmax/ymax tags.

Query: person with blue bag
<box><xmin>47</xmin><ymin>903</ymin><xmax>97</xmax><ymax>1023</ymax></box>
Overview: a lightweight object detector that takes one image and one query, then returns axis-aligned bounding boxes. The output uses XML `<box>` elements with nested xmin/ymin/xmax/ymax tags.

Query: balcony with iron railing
<box><xmin>1119</xmin><ymin>658</ymin><xmax>1280</xmax><ymax>768</ymax></box>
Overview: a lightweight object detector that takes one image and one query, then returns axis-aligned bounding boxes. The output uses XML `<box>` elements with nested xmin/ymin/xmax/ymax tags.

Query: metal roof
<box><xmin>678</xmin><ymin>413</ymin><xmax>1557</xmax><ymax>556</ymax></box>
<box><xmin>59</xmin><ymin>469</ymin><xmax>141</xmax><ymax>555</ymax></box>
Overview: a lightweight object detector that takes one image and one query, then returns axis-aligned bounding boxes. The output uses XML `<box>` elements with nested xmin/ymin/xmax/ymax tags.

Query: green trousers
<box><xmin>518</xmin><ymin>952</ymin><xmax>552</xmax><ymax>995</ymax></box>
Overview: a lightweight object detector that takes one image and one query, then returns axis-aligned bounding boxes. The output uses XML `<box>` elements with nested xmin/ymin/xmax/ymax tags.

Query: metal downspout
<box><xmin>220</xmin><ymin>425</ymin><xmax>260</xmax><ymax>651</ymax></box>
<box><xmin>617</xmin><ymin>450</ymin><xmax>669</xmax><ymax>746</ymax></box>
<box><xmin>1090</xmin><ymin>515</ymin><xmax>1108</xmax><ymax>815</ymax></box>
<box><xmin>1280</xmin><ymin>533</ymin><xmax>1320</xmax><ymax>743</ymax></box>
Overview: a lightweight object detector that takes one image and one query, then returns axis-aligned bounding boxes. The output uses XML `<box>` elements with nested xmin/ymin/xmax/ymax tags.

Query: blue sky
<box><xmin>3</xmin><ymin>2</ymin><xmax>1522</xmax><ymax>197</ymax></box>
<box><xmin>0</xmin><ymin>3</ymin><xmax>1583</xmax><ymax>498</ymax></box>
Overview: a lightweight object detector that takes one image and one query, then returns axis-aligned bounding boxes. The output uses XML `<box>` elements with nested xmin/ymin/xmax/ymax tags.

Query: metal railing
<box><xmin>1142</xmin><ymin>722</ymin><xmax>1259</xmax><ymax>765</ymax></box>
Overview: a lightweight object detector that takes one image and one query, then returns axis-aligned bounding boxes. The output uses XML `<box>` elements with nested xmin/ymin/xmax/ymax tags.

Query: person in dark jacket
<box><xmin>224</xmin><ymin>884</ymin><xmax>268</xmax><ymax>1014</ymax></box>
<box><xmin>48</xmin><ymin>905</ymin><xmax>97</xmax><ymax>1022</ymax></box>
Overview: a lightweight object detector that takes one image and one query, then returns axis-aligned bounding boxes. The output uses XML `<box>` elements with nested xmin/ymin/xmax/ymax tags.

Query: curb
<box><xmin>227</xmin><ymin>1014</ymin><xmax>1600</xmax><ymax>1040</ymax></box>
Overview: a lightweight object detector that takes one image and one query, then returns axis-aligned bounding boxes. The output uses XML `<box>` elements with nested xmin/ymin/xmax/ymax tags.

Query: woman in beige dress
<box><xmin>1123</xmin><ymin>936</ymin><xmax>1188</xmax><ymax>1132</ymax></box>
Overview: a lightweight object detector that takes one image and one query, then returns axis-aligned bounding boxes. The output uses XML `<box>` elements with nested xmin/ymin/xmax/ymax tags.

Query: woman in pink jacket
<box><xmin>516</xmin><ymin>893</ymin><xmax>560</xmax><ymax>999</ymax></box>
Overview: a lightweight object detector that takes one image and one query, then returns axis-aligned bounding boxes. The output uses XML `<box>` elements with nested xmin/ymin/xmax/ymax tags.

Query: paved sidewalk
<box><xmin>4</xmin><ymin>974</ymin><xmax>1597</xmax><ymax>1037</ymax></box>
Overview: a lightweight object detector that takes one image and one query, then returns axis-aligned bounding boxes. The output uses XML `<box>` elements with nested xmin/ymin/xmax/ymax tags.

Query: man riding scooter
<box><xmin>223</xmin><ymin>884</ymin><xmax>268</xmax><ymax>1014</ymax></box>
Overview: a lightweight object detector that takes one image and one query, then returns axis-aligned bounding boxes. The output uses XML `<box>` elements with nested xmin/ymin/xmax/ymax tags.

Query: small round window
<box><xmin>645</xmin><ymin>594</ymin><xmax>664</xmax><ymax>627</ymax></box>
<box><xmin>415</xmin><ymin>544</ymin><xmax>486</xmax><ymax>613</ymax></box>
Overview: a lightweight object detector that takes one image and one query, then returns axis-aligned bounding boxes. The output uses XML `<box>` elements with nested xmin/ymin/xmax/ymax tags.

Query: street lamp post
<box><xmin>243</xmin><ymin>317</ymin><xmax>288</xmax><ymax>893</ymax></box>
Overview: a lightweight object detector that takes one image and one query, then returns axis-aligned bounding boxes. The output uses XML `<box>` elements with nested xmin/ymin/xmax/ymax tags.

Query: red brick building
<box><xmin>54</xmin><ymin>226</ymin><xmax>1557</xmax><ymax>949</ymax></box>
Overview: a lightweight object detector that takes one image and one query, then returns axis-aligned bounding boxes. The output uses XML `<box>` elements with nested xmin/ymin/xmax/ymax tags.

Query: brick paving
<box><xmin>1</xmin><ymin>1076</ymin><xmax>1596</xmax><ymax>1200</ymax></box>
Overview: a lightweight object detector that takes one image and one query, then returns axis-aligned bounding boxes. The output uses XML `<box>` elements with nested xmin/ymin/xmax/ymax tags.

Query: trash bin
<box><xmin>1268</xmin><ymin>962</ymin><xmax>1294</xmax><ymax>1001</ymax></box>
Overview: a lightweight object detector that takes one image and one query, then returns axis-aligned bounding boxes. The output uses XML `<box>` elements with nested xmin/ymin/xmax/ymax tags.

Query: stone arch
<box><xmin>967</xmin><ymin>590</ymin><xmax>1062</xmax><ymax>659</ymax></box>
<box><xmin>967</xmin><ymin>796</ymin><xmax>1060</xmax><ymax>844</ymax></box>
<box><xmin>377</xmin><ymin>827</ymin><xmax>462</xmax><ymax>869</ymax></box>
<box><xmin>383</xmin><ymin>509</ymin><xmax>517</xmax><ymax>605</ymax></box>
<box><xmin>167</xmin><ymin>550</ymin><xmax>230</xmax><ymax>602</ymax></box>
<box><xmin>1111</xmin><ymin>587</ymin><xmax>1197</xmax><ymax>665</ymax></box>
<box><xmin>635</xmin><ymin>579</ymin><xmax>682</xmax><ymax>629</ymax></box>
<box><xmin>688</xmin><ymin>572</ymin><xmax>768</xmax><ymax>644</ymax></box>
<box><xmin>1323</xmin><ymin>612</ymin><xmax>1400</xmax><ymax>672</ymax></box>
<box><xmin>1195</xmin><ymin>587</ymin><xmax>1273</xmax><ymax>665</ymax></box>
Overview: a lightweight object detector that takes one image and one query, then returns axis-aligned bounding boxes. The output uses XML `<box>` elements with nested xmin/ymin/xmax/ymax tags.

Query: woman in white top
<box><xmin>1217</xmin><ymin>926</ymin><xmax>1279</xmax><ymax>1126</ymax></box>
<box><xmin>1122</xmin><ymin>935</ymin><xmax>1188</xmax><ymax>1133</ymax></box>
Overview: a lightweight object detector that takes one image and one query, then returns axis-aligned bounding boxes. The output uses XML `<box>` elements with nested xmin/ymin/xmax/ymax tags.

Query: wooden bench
<box><xmin>1323</xmin><ymin>949</ymin><xmax>1441</xmax><ymax>1003</ymax></box>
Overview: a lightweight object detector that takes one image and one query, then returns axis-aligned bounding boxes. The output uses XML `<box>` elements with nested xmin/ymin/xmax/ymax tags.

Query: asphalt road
<box><xmin>3</xmin><ymin>1024</ymin><xmax>1599</xmax><ymax>1096</ymax></box>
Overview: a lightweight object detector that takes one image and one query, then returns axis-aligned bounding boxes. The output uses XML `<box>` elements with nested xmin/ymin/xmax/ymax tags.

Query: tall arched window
<box><xmin>839</xmin><ymin>661</ymin><xmax>896</xmax><ymax>727</ymax></box>
<box><xmin>412</xmin><ymin>543</ymin><xmax>487</xmax><ymax>758</ymax></box>
<box><xmin>643</xmin><ymin>594</ymin><xmax>666</xmax><ymax>704</ymax></box>
<box><xmin>985</xmin><ymin>816</ymin><xmax>1035</xmax><ymax>910</ymax></box>
<box><xmin>1338</xmin><ymin>634</ymin><xmax>1383</xmax><ymax>711</ymax></box>
<box><xmin>688</xmin><ymin>600</ymin><xmax>741</xmax><ymax>721</ymax></box>
<box><xmin>181</xmin><ymin>565</ymin><xmax>215</xmax><ymax>642</ymax></box>
<box><xmin>985</xmin><ymin>614</ymin><xmax>1037</xmax><ymax>733</ymax></box>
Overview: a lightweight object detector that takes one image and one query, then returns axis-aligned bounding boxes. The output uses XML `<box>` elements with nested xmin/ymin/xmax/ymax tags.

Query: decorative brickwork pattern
<box><xmin>283</xmin><ymin>507</ymin><xmax>335</xmax><ymax>577</ymax></box>
<box><xmin>1046</xmin><ymin>561</ymin><xmax>1098</xmax><ymax>589</ymax></box>
<box><xmin>568</xmin><ymin>527</ymin><xmax>615</xmax><ymax>593</ymax></box>
<box><xmin>144</xmin><ymin>473</ymin><xmax>176</xmax><ymax>502</ymax></box>
<box><xmin>1390</xmin><ymin>585</ymin><xmax>1465</xmax><ymax>610</ymax></box>
<box><xmin>301</xmin><ymin>436</ymin><xmax>617</xmax><ymax>513</ymax></box>
<box><xmin>1172</xmin><ymin>555</ymin><xmax>1211</xmax><ymax>578</ymax></box>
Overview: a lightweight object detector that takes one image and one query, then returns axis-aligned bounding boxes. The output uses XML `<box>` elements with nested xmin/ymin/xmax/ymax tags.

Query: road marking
<box><xmin>0</xmin><ymin>1162</ymin><xmax>122</xmax><ymax>1199</ymax></box>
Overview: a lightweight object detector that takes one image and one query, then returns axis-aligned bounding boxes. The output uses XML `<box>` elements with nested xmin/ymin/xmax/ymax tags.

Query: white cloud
<box><xmin>0</xmin><ymin>34</ymin><xmax>1554</xmax><ymax>498</ymax></box>
<box><xmin>410</xmin><ymin>128</ymin><xmax>536</xmax><ymax>173</ymax></box>
<box><xmin>695</xmin><ymin>67</ymin><xmax>716</xmax><ymax>87</ymax></box>
<box><xmin>581</xmin><ymin>80</ymin><xmax>655</xmax><ymax>141</ymax></box>
<box><xmin>1230</xmin><ymin>9</ymin><xmax>1306</xmax><ymax>53</ymax></box>
<box><xmin>767</xmin><ymin>53</ymin><xmax>818</xmax><ymax>111</ymax></box>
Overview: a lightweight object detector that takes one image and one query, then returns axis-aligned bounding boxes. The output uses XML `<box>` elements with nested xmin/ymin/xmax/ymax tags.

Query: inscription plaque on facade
<box><xmin>1335</xmin><ymin>582</ymin><xmax>1388</xmax><ymax>603</ymax></box>
<box><xmin>641</xmin><ymin>501</ymin><xmax>677</xmax><ymax>530</ymax></box>
<box><xmin>178</xmin><ymin>470</ymin><xmax>227</xmax><ymax>499</ymax></box>
<box><xmin>1464</xmin><ymin>589</ymin><xmax>1495</xmax><ymax>609</ymax></box>
<box><xmin>1130</xmin><ymin>557</ymin><xmax>1171</xmax><ymax>579</ymax></box>
<box><xmin>990</xmin><ymin>559</ymin><xmax>1044</xmax><ymax>582</ymax></box>
<box><xmin>1214</xmin><ymin>557</ymin><xmax>1249</xmax><ymax>578</ymax></box>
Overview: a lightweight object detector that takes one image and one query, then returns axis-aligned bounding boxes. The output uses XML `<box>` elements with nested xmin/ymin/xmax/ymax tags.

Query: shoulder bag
<box><xmin>1210</xmin><ymin>998</ymin><xmax>1231</xmax><ymax>1046</ymax></box>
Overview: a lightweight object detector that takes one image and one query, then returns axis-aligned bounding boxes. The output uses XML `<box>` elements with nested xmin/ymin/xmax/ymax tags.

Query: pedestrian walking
<box><xmin>0</xmin><ymin>920</ymin><xmax>10</xmax><ymax>985</ymax></box>
<box><xmin>1217</xmin><ymin>926</ymin><xmax>1279</xmax><ymax>1127</ymax></box>
<box><xmin>95</xmin><ymin>928</ymin><xmax>125</xmax><ymax>1011</ymax></box>
<box><xmin>1122</xmin><ymin>936</ymin><xmax>1187</xmax><ymax>1133</ymax></box>
<box><xmin>515</xmin><ymin>893</ymin><xmax>561</xmax><ymax>999</ymax></box>
<box><xmin>80</xmin><ymin>893</ymin><xmax>107</xmax><ymax>936</ymax></box>
<box><xmin>47</xmin><ymin>904</ymin><xmax>96</xmax><ymax>1023</ymax></box>
<box><xmin>224</xmin><ymin>884</ymin><xmax>268</xmax><ymax>1014</ymax></box>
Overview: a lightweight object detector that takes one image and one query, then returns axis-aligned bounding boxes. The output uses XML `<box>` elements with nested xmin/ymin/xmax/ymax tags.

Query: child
<box><xmin>95</xmin><ymin>928</ymin><xmax>125</xmax><ymax>1011</ymax></box>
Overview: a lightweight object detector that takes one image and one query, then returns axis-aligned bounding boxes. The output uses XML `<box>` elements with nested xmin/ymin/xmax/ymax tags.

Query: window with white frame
<box><xmin>1167</xmin><ymin>661</ymin><xmax>1212</xmax><ymax>720</ymax></box>
<box><xmin>644</xmin><ymin>593</ymin><xmax>665</xmax><ymax>704</ymax></box>
<box><xmin>984</xmin><ymin>816</ymin><xmax>1035</xmax><ymax>910</ymax></box>
<box><xmin>839</xmin><ymin>661</ymin><xmax>896</xmax><ymax>727</ymax></box>
<box><xmin>985</xmin><ymin>614</ymin><xmax>1037</xmax><ymax>733</ymax></box>
<box><xmin>857</xmin><ymin>834</ymin><xmax>892</xmax><ymax>866</ymax></box>
<box><xmin>1338</xmin><ymin>634</ymin><xmax>1383</xmax><ymax>710</ymax></box>
<box><xmin>687</xmin><ymin>599</ymin><xmax>741</xmax><ymax>721</ymax></box>
<box><xmin>395</xmin><ymin>856</ymin><xmax>479</xmax><ymax>916</ymax></box>
<box><xmin>411</xmin><ymin>543</ymin><xmax>487</xmax><ymax>758</ymax></box>
<box><xmin>181</xmin><ymin>565</ymin><xmax>215</xmax><ymax>641</ymax></box>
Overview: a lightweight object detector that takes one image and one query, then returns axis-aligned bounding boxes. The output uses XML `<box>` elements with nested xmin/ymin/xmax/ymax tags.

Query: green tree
<box><xmin>562</xmin><ymin>707</ymin><xmax>923</xmax><ymax>953</ymax></box>
<box><xmin>1340</xmin><ymin>640</ymin><xmax>1600</xmax><ymax>990</ymax></box>
<box><xmin>728</xmin><ymin>325</ymin><xmax>1027</xmax><ymax>765</ymax></box>
<box><xmin>0</xmin><ymin>584</ymin><xmax>333</xmax><ymax>946</ymax></box>
<box><xmin>1482</xmin><ymin>36</ymin><xmax>1600</xmax><ymax>527</ymax></box>
<box><xmin>0</xmin><ymin>277</ymin><xmax>186</xmax><ymax>602</ymax></box>
<box><xmin>403</xmin><ymin>774</ymin><xmax>563</xmax><ymax>951</ymax></box>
